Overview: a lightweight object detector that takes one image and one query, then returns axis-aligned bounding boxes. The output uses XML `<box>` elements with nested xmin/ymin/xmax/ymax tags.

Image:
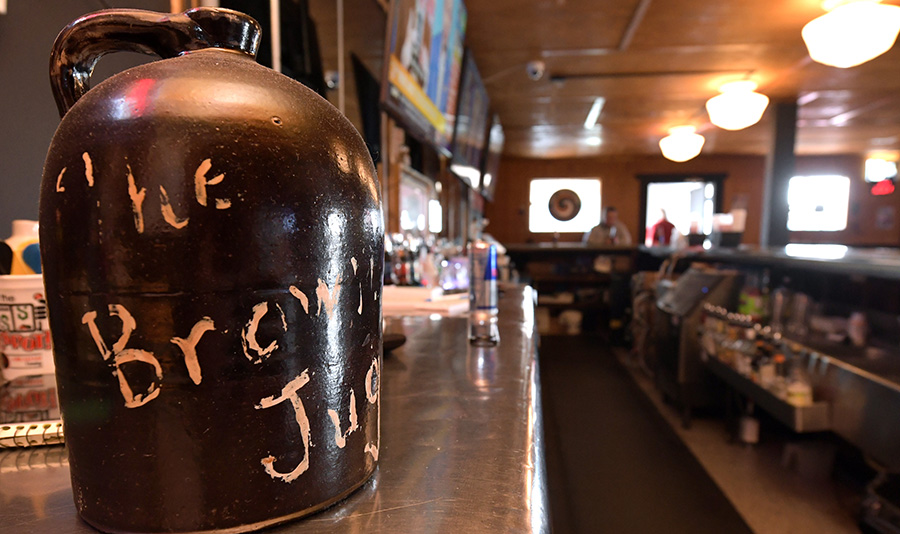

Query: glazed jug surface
<box><xmin>40</xmin><ymin>8</ymin><xmax>383</xmax><ymax>533</ymax></box>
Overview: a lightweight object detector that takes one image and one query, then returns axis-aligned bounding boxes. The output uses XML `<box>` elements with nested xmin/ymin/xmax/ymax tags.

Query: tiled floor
<box><xmin>620</xmin><ymin>351</ymin><xmax>864</xmax><ymax>534</ymax></box>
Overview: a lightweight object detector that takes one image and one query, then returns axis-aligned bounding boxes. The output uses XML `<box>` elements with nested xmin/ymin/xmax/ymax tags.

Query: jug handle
<box><xmin>49</xmin><ymin>8</ymin><xmax>260</xmax><ymax>118</ymax></box>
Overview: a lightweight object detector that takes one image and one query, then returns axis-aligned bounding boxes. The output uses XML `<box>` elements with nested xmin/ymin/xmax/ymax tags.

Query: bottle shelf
<box><xmin>699</xmin><ymin>304</ymin><xmax>832</xmax><ymax>433</ymax></box>
<box><xmin>704</xmin><ymin>355</ymin><xmax>831</xmax><ymax>433</ymax></box>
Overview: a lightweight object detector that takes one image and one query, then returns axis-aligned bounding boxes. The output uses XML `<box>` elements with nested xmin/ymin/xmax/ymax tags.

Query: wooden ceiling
<box><xmin>314</xmin><ymin>0</ymin><xmax>900</xmax><ymax>160</ymax></box>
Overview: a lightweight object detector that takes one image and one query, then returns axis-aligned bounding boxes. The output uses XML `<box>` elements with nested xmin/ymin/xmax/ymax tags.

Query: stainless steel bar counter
<box><xmin>0</xmin><ymin>285</ymin><xmax>549</xmax><ymax>534</ymax></box>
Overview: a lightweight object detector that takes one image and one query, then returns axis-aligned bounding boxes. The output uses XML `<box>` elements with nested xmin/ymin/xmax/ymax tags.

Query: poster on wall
<box><xmin>529</xmin><ymin>178</ymin><xmax>602</xmax><ymax>234</ymax></box>
<box><xmin>382</xmin><ymin>0</ymin><xmax>467</xmax><ymax>156</ymax></box>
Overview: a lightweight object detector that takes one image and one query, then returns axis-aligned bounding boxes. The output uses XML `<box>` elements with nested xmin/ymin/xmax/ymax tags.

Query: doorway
<box><xmin>638</xmin><ymin>174</ymin><xmax>725</xmax><ymax>246</ymax></box>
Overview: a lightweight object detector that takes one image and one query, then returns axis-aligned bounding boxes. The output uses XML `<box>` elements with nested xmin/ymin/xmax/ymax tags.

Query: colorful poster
<box><xmin>383</xmin><ymin>0</ymin><xmax>467</xmax><ymax>154</ymax></box>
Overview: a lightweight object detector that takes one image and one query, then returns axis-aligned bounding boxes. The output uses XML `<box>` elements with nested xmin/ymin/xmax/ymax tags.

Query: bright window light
<box><xmin>529</xmin><ymin>178</ymin><xmax>601</xmax><ymax>233</ymax></box>
<box><xmin>399</xmin><ymin>168</ymin><xmax>434</xmax><ymax>234</ymax></box>
<box><xmin>865</xmin><ymin>158</ymin><xmax>898</xmax><ymax>183</ymax></box>
<box><xmin>644</xmin><ymin>181</ymin><xmax>714</xmax><ymax>242</ymax></box>
<box><xmin>400</xmin><ymin>210</ymin><xmax>413</xmax><ymax>230</ymax></box>
<box><xmin>428</xmin><ymin>199</ymin><xmax>442</xmax><ymax>234</ymax></box>
<box><xmin>787</xmin><ymin>175</ymin><xmax>850</xmax><ymax>231</ymax></box>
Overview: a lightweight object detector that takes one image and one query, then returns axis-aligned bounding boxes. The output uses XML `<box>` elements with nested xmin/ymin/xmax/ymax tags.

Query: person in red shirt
<box><xmin>647</xmin><ymin>209</ymin><xmax>676</xmax><ymax>246</ymax></box>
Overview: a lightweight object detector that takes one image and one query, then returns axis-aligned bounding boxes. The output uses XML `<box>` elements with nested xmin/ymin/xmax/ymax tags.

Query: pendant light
<box><xmin>802</xmin><ymin>0</ymin><xmax>900</xmax><ymax>68</ymax></box>
<box><xmin>705</xmin><ymin>81</ymin><xmax>769</xmax><ymax>131</ymax></box>
<box><xmin>659</xmin><ymin>126</ymin><xmax>705</xmax><ymax>162</ymax></box>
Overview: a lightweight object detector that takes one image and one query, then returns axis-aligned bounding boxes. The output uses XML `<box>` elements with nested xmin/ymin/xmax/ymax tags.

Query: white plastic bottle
<box><xmin>5</xmin><ymin>220</ymin><xmax>40</xmax><ymax>275</ymax></box>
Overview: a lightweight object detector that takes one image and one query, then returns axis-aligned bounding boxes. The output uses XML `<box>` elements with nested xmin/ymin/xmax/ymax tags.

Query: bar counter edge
<box><xmin>0</xmin><ymin>284</ymin><xmax>550</xmax><ymax>534</ymax></box>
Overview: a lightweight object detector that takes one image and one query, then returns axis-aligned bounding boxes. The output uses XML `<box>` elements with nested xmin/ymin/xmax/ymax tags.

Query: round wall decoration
<box><xmin>548</xmin><ymin>189</ymin><xmax>582</xmax><ymax>221</ymax></box>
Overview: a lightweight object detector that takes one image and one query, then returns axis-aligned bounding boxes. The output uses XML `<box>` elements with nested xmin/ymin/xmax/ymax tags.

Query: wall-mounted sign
<box><xmin>548</xmin><ymin>189</ymin><xmax>582</xmax><ymax>221</ymax></box>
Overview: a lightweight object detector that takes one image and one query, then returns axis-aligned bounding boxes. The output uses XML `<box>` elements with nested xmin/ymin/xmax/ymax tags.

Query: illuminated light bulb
<box><xmin>705</xmin><ymin>81</ymin><xmax>770</xmax><ymax>130</ymax></box>
<box><xmin>659</xmin><ymin>126</ymin><xmax>705</xmax><ymax>162</ymax></box>
<box><xmin>802</xmin><ymin>0</ymin><xmax>900</xmax><ymax>68</ymax></box>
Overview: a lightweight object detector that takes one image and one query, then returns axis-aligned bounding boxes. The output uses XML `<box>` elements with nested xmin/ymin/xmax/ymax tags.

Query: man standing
<box><xmin>647</xmin><ymin>209</ymin><xmax>676</xmax><ymax>246</ymax></box>
<box><xmin>584</xmin><ymin>206</ymin><xmax>633</xmax><ymax>245</ymax></box>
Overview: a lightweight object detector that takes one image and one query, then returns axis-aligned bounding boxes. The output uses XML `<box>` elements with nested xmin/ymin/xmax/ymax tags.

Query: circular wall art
<box><xmin>548</xmin><ymin>189</ymin><xmax>582</xmax><ymax>221</ymax></box>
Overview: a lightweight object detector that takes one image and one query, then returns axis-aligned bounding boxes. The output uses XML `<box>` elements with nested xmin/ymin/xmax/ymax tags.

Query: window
<box><xmin>644</xmin><ymin>180</ymin><xmax>717</xmax><ymax>244</ymax></box>
<box><xmin>529</xmin><ymin>178</ymin><xmax>601</xmax><ymax>233</ymax></box>
<box><xmin>787</xmin><ymin>175</ymin><xmax>850</xmax><ymax>232</ymax></box>
<box><xmin>865</xmin><ymin>158</ymin><xmax>898</xmax><ymax>183</ymax></box>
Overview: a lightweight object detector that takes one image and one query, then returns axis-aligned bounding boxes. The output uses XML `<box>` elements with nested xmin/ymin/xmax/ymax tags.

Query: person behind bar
<box><xmin>584</xmin><ymin>206</ymin><xmax>633</xmax><ymax>246</ymax></box>
<box><xmin>647</xmin><ymin>208</ymin><xmax>676</xmax><ymax>246</ymax></box>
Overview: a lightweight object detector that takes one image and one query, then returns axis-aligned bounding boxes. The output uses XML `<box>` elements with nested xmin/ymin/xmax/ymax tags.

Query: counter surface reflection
<box><xmin>0</xmin><ymin>285</ymin><xmax>549</xmax><ymax>534</ymax></box>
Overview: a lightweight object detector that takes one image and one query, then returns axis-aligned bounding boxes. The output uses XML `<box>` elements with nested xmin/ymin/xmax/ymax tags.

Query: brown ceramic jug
<box><xmin>39</xmin><ymin>8</ymin><xmax>383</xmax><ymax>533</ymax></box>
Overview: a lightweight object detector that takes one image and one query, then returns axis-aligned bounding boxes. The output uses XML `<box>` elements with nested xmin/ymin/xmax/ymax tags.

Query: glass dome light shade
<box><xmin>802</xmin><ymin>1</ymin><xmax>900</xmax><ymax>68</ymax></box>
<box><xmin>659</xmin><ymin>126</ymin><xmax>705</xmax><ymax>162</ymax></box>
<box><xmin>705</xmin><ymin>81</ymin><xmax>770</xmax><ymax>130</ymax></box>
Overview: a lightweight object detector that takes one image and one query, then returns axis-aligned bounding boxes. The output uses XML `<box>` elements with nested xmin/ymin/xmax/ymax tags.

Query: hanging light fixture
<box><xmin>659</xmin><ymin>126</ymin><xmax>705</xmax><ymax>162</ymax></box>
<box><xmin>802</xmin><ymin>0</ymin><xmax>900</xmax><ymax>68</ymax></box>
<box><xmin>705</xmin><ymin>81</ymin><xmax>770</xmax><ymax>131</ymax></box>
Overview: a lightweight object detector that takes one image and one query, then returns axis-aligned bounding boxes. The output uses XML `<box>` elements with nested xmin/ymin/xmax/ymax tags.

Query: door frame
<box><xmin>636</xmin><ymin>173</ymin><xmax>727</xmax><ymax>241</ymax></box>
